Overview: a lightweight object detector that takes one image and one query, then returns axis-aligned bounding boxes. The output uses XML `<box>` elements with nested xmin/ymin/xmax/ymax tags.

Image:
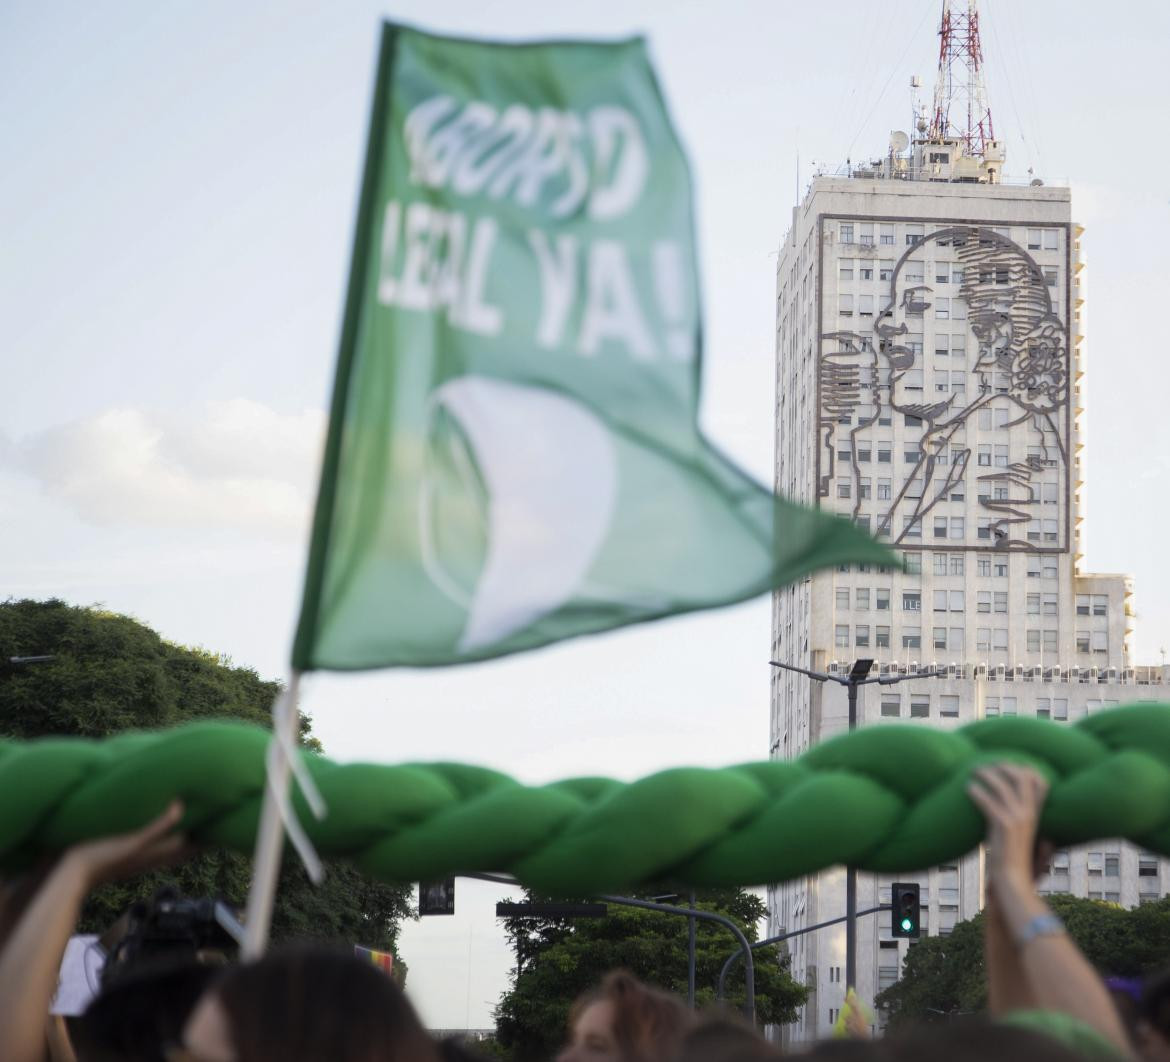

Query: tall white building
<box><xmin>769</xmin><ymin>132</ymin><xmax>1168</xmax><ymax>1042</ymax></box>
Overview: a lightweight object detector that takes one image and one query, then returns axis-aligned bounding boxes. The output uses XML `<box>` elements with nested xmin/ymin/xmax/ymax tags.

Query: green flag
<box><xmin>292</xmin><ymin>24</ymin><xmax>893</xmax><ymax>670</ymax></box>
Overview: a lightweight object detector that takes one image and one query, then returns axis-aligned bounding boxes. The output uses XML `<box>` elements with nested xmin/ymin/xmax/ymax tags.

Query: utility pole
<box><xmin>770</xmin><ymin>658</ymin><xmax>943</xmax><ymax>993</ymax></box>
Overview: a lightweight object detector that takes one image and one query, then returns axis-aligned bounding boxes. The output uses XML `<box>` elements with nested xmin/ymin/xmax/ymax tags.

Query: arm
<box><xmin>0</xmin><ymin>803</ymin><xmax>187</xmax><ymax>1062</ymax></box>
<box><xmin>968</xmin><ymin>765</ymin><xmax>1131</xmax><ymax>1056</ymax></box>
<box><xmin>983</xmin><ymin>883</ymin><xmax>1035</xmax><ymax>1015</ymax></box>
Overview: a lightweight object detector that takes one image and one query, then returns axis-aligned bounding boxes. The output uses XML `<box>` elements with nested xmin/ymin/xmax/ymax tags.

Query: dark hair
<box><xmin>73</xmin><ymin>957</ymin><xmax>220</xmax><ymax>1061</ymax></box>
<box><xmin>804</xmin><ymin>1019</ymin><xmax>1085</xmax><ymax>1062</ymax></box>
<box><xmin>1143</xmin><ymin>968</ymin><xmax>1170</xmax><ymax>1039</ymax></box>
<box><xmin>567</xmin><ymin>971</ymin><xmax>691</xmax><ymax>1062</ymax></box>
<box><xmin>212</xmin><ymin>945</ymin><xmax>438</xmax><ymax>1062</ymax></box>
<box><xmin>674</xmin><ymin>1013</ymin><xmax>779</xmax><ymax>1062</ymax></box>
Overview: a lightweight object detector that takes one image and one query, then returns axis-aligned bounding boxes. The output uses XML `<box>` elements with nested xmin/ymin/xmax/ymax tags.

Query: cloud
<box><xmin>13</xmin><ymin>400</ymin><xmax>325</xmax><ymax>537</ymax></box>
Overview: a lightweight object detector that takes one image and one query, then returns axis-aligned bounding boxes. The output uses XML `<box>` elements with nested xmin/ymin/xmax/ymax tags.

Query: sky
<box><xmin>2</xmin><ymin>0</ymin><xmax>1168</xmax><ymax>1030</ymax></box>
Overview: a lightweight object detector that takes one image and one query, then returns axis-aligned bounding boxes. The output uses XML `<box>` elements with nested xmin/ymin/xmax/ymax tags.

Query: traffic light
<box><xmin>891</xmin><ymin>882</ymin><xmax>921</xmax><ymax>939</ymax></box>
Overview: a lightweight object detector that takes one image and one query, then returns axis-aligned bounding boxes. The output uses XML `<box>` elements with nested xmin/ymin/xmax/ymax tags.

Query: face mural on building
<box><xmin>817</xmin><ymin>224</ymin><xmax>1069</xmax><ymax>551</ymax></box>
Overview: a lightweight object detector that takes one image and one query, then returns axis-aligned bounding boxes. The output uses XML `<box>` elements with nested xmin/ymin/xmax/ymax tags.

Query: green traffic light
<box><xmin>900</xmin><ymin>917</ymin><xmax>914</xmax><ymax>932</ymax></box>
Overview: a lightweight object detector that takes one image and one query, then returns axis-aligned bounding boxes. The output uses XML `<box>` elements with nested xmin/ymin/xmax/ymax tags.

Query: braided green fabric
<box><xmin>2</xmin><ymin>705</ymin><xmax>1169</xmax><ymax>892</ymax></box>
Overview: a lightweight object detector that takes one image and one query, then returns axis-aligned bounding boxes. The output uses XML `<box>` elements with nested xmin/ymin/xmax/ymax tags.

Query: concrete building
<box><xmin>769</xmin><ymin>132</ymin><xmax>1168</xmax><ymax>1042</ymax></box>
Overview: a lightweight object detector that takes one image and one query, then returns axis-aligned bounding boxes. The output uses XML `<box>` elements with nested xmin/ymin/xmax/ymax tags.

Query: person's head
<box><xmin>73</xmin><ymin>957</ymin><xmax>220</xmax><ymax>1061</ymax></box>
<box><xmin>804</xmin><ymin>1018</ymin><xmax>1086</xmax><ymax>1062</ymax></box>
<box><xmin>1139</xmin><ymin>968</ymin><xmax>1170</xmax><ymax>1061</ymax></box>
<box><xmin>557</xmin><ymin>971</ymin><xmax>691</xmax><ymax>1062</ymax></box>
<box><xmin>673</xmin><ymin>1013</ymin><xmax>778</xmax><ymax>1062</ymax></box>
<box><xmin>178</xmin><ymin>946</ymin><xmax>438</xmax><ymax>1062</ymax></box>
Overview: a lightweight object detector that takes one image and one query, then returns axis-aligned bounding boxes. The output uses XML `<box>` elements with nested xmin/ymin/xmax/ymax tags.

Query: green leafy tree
<box><xmin>493</xmin><ymin>888</ymin><xmax>807</xmax><ymax>1061</ymax></box>
<box><xmin>876</xmin><ymin>894</ymin><xmax>1170</xmax><ymax>1027</ymax></box>
<box><xmin>0</xmin><ymin>598</ymin><xmax>413</xmax><ymax>961</ymax></box>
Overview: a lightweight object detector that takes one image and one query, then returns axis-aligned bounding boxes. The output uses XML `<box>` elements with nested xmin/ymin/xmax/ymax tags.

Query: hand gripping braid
<box><xmin>1</xmin><ymin>705</ymin><xmax>1168</xmax><ymax>894</ymax></box>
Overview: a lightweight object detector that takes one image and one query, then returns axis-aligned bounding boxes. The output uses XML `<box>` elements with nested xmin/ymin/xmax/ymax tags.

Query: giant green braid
<box><xmin>2</xmin><ymin>704</ymin><xmax>1168</xmax><ymax>893</ymax></box>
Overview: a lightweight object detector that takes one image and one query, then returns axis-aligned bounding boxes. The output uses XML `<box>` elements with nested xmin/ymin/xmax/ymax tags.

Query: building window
<box><xmin>856</xmin><ymin>624</ymin><xmax>871</xmax><ymax>647</ymax></box>
<box><xmin>934</xmin><ymin>517</ymin><xmax>948</xmax><ymax>540</ymax></box>
<box><xmin>876</xmin><ymin>589</ymin><xmax>891</xmax><ymax>611</ymax></box>
<box><xmin>859</xmin><ymin>223</ymin><xmax>874</xmax><ymax>246</ymax></box>
<box><xmin>949</xmin><ymin>555</ymin><xmax>965</xmax><ymax>576</ymax></box>
<box><xmin>993</xmin><ymin>592</ymin><xmax>1008</xmax><ymax>614</ymax></box>
<box><xmin>977</xmin><ymin>555</ymin><xmax>991</xmax><ymax>577</ymax></box>
<box><xmin>1076</xmin><ymin>631</ymin><xmax>1091</xmax><ymax>653</ymax></box>
<box><xmin>839</xmin><ymin>260</ymin><xmax>854</xmax><ymax>281</ymax></box>
<box><xmin>840</xmin><ymin>223</ymin><xmax>854</xmax><ymax>244</ymax></box>
<box><xmin>1027</xmin><ymin>630</ymin><xmax>1041</xmax><ymax>653</ymax></box>
<box><xmin>903</xmin><ymin>592</ymin><xmax>921</xmax><ymax>612</ymax></box>
<box><xmin>880</xmin><ymin>260</ymin><xmax>894</xmax><ymax>281</ymax></box>
<box><xmin>877</xmin><ymin>478</ymin><xmax>891</xmax><ymax>500</ymax></box>
<box><xmin>856</xmin><ymin>588</ymin><xmax>871</xmax><ymax>610</ymax></box>
<box><xmin>902</xmin><ymin>627</ymin><xmax>921</xmax><ymax>649</ymax></box>
<box><xmin>950</xmin><ymin>517</ymin><xmax>965</xmax><ymax>540</ymax></box>
<box><xmin>881</xmin><ymin>696</ymin><xmax>901</xmax><ymax>718</ymax></box>
<box><xmin>905</xmin><ymin>553</ymin><xmax>922</xmax><ymax>575</ymax></box>
<box><xmin>940</xmin><ymin>695</ymin><xmax>960</xmax><ymax>717</ymax></box>
<box><xmin>880</xmin><ymin>224</ymin><xmax>895</xmax><ymax>245</ymax></box>
<box><xmin>836</xmin><ymin>588</ymin><xmax>851</xmax><ymax>610</ymax></box>
<box><xmin>839</xmin><ymin>294</ymin><xmax>854</xmax><ymax>317</ymax></box>
<box><xmin>985</xmin><ymin>695</ymin><xmax>999</xmax><ymax>716</ymax></box>
<box><xmin>933</xmin><ymin>626</ymin><xmax>948</xmax><ymax>649</ymax></box>
<box><xmin>859</xmin><ymin>294</ymin><xmax>874</xmax><ymax>317</ymax></box>
<box><xmin>935</xmin><ymin>297</ymin><xmax>950</xmax><ymax>320</ymax></box>
<box><xmin>978</xmin><ymin>628</ymin><xmax>992</xmax><ymax>653</ymax></box>
<box><xmin>911</xmin><ymin>696</ymin><xmax>930</xmax><ymax>719</ymax></box>
<box><xmin>835</xmin><ymin>624</ymin><xmax>850</xmax><ymax>648</ymax></box>
<box><xmin>906</xmin><ymin>225</ymin><xmax>924</xmax><ymax>245</ymax></box>
<box><xmin>876</xmin><ymin>625</ymin><xmax>891</xmax><ymax>648</ymax></box>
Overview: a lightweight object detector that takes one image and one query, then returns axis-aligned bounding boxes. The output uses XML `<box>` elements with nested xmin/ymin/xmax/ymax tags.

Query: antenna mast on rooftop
<box><xmin>927</xmin><ymin>0</ymin><xmax>995</xmax><ymax>158</ymax></box>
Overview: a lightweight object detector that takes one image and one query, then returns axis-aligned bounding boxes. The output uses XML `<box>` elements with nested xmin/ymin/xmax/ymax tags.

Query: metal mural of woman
<box><xmin>818</xmin><ymin>224</ymin><xmax>1069</xmax><ymax>552</ymax></box>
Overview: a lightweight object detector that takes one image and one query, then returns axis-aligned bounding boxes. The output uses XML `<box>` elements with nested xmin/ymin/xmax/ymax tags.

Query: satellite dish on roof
<box><xmin>890</xmin><ymin>130</ymin><xmax>910</xmax><ymax>153</ymax></box>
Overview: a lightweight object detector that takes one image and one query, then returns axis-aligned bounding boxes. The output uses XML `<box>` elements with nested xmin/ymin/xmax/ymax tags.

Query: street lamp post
<box><xmin>769</xmin><ymin>657</ymin><xmax>943</xmax><ymax>993</ymax></box>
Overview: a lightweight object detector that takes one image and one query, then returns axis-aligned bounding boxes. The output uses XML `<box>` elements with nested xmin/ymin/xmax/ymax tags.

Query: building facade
<box><xmin>769</xmin><ymin>140</ymin><xmax>1167</xmax><ymax>1042</ymax></box>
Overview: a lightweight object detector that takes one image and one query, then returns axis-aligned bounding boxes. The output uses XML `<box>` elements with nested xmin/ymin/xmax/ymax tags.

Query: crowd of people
<box><xmin>1</xmin><ymin>763</ymin><xmax>1168</xmax><ymax>1061</ymax></box>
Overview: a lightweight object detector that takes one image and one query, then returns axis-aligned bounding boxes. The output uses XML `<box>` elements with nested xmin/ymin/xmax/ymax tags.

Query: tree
<box><xmin>493</xmin><ymin>888</ymin><xmax>807</xmax><ymax>1061</ymax></box>
<box><xmin>0</xmin><ymin>598</ymin><xmax>413</xmax><ymax>960</ymax></box>
<box><xmin>876</xmin><ymin>894</ymin><xmax>1170</xmax><ymax>1027</ymax></box>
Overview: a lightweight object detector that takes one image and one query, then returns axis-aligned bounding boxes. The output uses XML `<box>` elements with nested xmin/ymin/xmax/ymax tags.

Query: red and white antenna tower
<box><xmin>927</xmin><ymin>0</ymin><xmax>995</xmax><ymax>157</ymax></box>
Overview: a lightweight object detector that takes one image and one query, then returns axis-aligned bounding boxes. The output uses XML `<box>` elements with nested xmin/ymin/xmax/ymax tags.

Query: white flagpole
<box><xmin>243</xmin><ymin>670</ymin><xmax>309</xmax><ymax>958</ymax></box>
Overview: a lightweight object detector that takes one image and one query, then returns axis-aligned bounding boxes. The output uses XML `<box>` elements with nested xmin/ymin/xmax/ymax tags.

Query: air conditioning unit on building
<box><xmin>1011</xmin><ymin>665</ymin><xmax>1024</xmax><ymax>680</ymax></box>
<box><xmin>880</xmin><ymin>663</ymin><xmax>895</xmax><ymax>675</ymax></box>
<box><xmin>1026</xmin><ymin>666</ymin><xmax>1043</xmax><ymax>680</ymax></box>
<box><xmin>1086</xmin><ymin>666</ymin><xmax>1100</xmax><ymax>682</ymax></box>
<box><xmin>1045</xmin><ymin>666</ymin><xmax>1062</xmax><ymax>682</ymax></box>
<box><xmin>909</xmin><ymin>660</ymin><xmax>920</xmax><ymax>674</ymax></box>
<box><xmin>974</xmin><ymin>663</ymin><xmax>989</xmax><ymax>678</ymax></box>
<box><xmin>947</xmin><ymin>662</ymin><xmax>962</xmax><ymax>678</ymax></box>
<box><xmin>1103</xmin><ymin>667</ymin><xmax>1118</xmax><ymax>683</ymax></box>
<box><xmin>992</xmin><ymin>664</ymin><xmax>1007</xmax><ymax>680</ymax></box>
<box><xmin>1068</xmin><ymin>666</ymin><xmax>1082</xmax><ymax>682</ymax></box>
<box><xmin>828</xmin><ymin>661</ymin><xmax>842</xmax><ymax>675</ymax></box>
<box><xmin>1122</xmin><ymin>668</ymin><xmax>1136</xmax><ymax>684</ymax></box>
